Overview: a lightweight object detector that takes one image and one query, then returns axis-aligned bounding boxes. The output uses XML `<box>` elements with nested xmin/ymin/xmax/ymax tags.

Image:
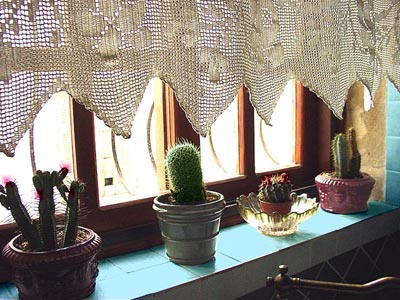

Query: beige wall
<box><xmin>345</xmin><ymin>81</ymin><xmax>386</xmax><ymax>201</ymax></box>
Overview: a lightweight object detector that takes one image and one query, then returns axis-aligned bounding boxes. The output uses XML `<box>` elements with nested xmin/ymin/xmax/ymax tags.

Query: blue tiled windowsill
<box><xmin>1</xmin><ymin>201</ymin><xmax>399</xmax><ymax>300</ymax></box>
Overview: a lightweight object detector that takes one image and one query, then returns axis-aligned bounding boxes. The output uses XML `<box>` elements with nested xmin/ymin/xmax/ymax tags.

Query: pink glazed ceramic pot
<box><xmin>315</xmin><ymin>172</ymin><xmax>375</xmax><ymax>214</ymax></box>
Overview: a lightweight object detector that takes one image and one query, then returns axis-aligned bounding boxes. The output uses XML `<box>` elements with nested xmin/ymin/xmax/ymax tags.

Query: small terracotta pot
<box><xmin>2</xmin><ymin>227</ymin><xmax>101</xmax><ymax>300</ymax></box>
<box><xmin>315</xmin><ymin>172</ymin><xmax>375</xmax><ymax>214</ymax></box>
<box><xmin>259</xmin><ymin>200</ymin><xmax>293</xmax><ymax>215</ymax></box>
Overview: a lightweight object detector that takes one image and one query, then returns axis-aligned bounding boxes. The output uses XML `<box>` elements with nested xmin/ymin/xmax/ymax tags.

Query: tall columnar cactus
<box><xmin>331</xmin><ymin>128</ymin><xmax>362</xmax><ymax>179</ymax></box>
<box><xmin>0</xmin><ymin>168</ymin><xmax>84</xmax><ymax>251</ymax></box>
<box><xmin>63</xmin><ymin>180</ymin><xmax>84</xmax><ymax>247</ymax></box>
<box><xmin>331</xmin><ymin>133</ymin><xmax>348</xmax><ymax>179</ymax></box>
<box><xmin>165</xmin><ymin>140</ymin><xmax>206</xmax><ymax>204</ymax></box>
<box><xmin>347</xmin><ymin>128</ymin><xmax>361</xmax><ymax>178</ymax></box>
<box><xmin>0</xmin><ymin>182</ymin><xmax>42</xmax><ymax>249</ymax></box>
<box><xmin>33</xmin><ymin>170</ymin><xmax>58</xmax><ymax>250</ymax></box>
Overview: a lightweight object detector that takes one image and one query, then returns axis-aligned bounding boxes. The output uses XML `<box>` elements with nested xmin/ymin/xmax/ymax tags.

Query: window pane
<box><xmin>95</xmin><ymin>78</ymin><xmax>164</xmax><ymax>206</ymax></box>
<box><xmin>33</xmin><ymin>92</ymin><xmax>74</xmax><ymax>171</ymax></box>
<box><xmin>0</xmin><ymin>91</ymin><xmax>74</xmax><ymax>224</ymax></box>
<box><xmin>200</xmin><ymin>98</ymin><xmax>239</xmax><ymax>182</ymax></box>
<box><xmin>255</xmin><ymin>80</ymin><xmax>296</xmax><ymax>173</ymax></box>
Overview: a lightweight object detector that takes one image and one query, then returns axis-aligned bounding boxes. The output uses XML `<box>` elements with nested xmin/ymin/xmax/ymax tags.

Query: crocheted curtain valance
<box><xmin>0</xmin><ymin>0</ymin><xmax>399</xmax><ymax>156</ymax></box>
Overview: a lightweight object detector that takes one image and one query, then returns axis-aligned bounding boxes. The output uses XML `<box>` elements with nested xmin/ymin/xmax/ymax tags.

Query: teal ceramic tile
<box><xmin>278</xmin><ymin>242</ymin><xmax>312</xmax><ymax>274</ymax></box>
<box><xmin>181</xmin><ymin>252</ymin><xmax>241</xmax><ymax>277</ymax></box>
<box><xmin>309</xmin><ymin>231</ymin><xmax>338</xmax><ymax>266</ymax></box>
<box><xmin>343</xmin><ymin>200</ymin><xmax>397</xmax><ymax>221</ymax></box>
<box><xmin>241</xmin><ymin>251</ymin><xmax>287</xmax><ymax>293</ymax></box>
<box><xmin>362</xmin><ymin>209</ymin><xmax>400</xmax><ymax>247</ymax></box>
<box><xmin>335</xmin><ymin>222</ymin><xmax>362</xmax><ymax>254</ymax></box>
<box><xmin>108</xmin><ymin>248</ymin><xmax>169</xmax><ymax>273</ymax></box>
<box><xmin>89</xmin><ymin>262</ymin><xmax>198</xmax><ymax>300</ymax></box>
<box><xmin>387</xmin><ymin>80</ymin><xmax>400</xmax><ymax>102</ymax></box>
<box><xmin>149</xmin><ymin>244</ymin><xmax>239</xmax><ymax>272</ymax></box>
<box><xmin>300</xmin><ymin>209</ymin><xmax>356</xmax><ymax>234</ymax></box>
<box><xmin>0</xmin><ymin>283</ymin><xmax>18</xmax><ymax>299</ymax></box>
<box><xmin>217</xmin><ymin>223</ymin><xmax>279</xmax><ymax>262</ymax></box>
<box><xmin>97</xmin><ymin>259</ymin><xmax>126</xmax><ymax>282</ymax></box>
<box><xmin>200</xmin><ymin>264</ymin><xmax>247</xmax><ymax>300</ymax></box>
<box><xmin>268</xmin><ymin>231</ymin><xmax>316</xmax><ymax>250</ymax></box>
<box><xmin>137</xmin><ymin>279</ymin><xmax>203</xmax><ymax>300</ymax></box>
<box><xmin>150</xmin><ymin>244</ymin><xmax>168</xmax><ymax>259</ymax></box>
<box><xmin>219</xmin><ymin>222</ymin><xmax>257</xmax><ymax>235</ymax></box>
<box><xmin>387</xmin><ymin>102</ymin><xmax>400</xmax><ymax>137</ymax></box>
<box><xmin>386</xmin><ymin>171</ymin><xmax>400</xmax><ymax>207</ymax></box>
<box><xmin>386</xmin><ymin>136</ymin><xmax>400</xmax><ymax>172</ymax></box>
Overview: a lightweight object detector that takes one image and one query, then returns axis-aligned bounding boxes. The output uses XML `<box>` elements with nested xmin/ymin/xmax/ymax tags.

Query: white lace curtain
<box><xmin>0</xmin><ymin>0</ymin><xmax>399</xmax><ymax>156</ymax></box>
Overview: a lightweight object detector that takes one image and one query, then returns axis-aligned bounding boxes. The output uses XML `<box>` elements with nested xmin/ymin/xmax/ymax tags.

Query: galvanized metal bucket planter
<box><xmin>153</xmin><ymin>191</ymin><xmax>225</xmax><ymax>265</ymax></box>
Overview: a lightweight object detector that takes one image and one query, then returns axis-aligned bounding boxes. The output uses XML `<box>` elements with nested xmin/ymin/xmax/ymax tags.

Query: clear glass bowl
<box><xmin>237</xmin><ymin>193</ymin><xmax>319</xmax><ymax>236</ymax></box>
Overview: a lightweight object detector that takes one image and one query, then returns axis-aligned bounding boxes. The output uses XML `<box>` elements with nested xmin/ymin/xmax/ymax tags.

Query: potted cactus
<box><xmin>153</xmin><ymin>140</ymin><xmax>225</xmax><ymax>265</ymax></box>
<box><xmin>315</xmin><ymin>128</ymin><xmax>375</xmax><ymax>214</ymax></box>
<box><xmin>0</xmin><ymin>168</ymin><xmax>101</xmax><ymax>300</ymax></box>
<box><xmin>258</xmin><ymin>173</ymin><xmax>297</xmax><ymax>215</ymax></box>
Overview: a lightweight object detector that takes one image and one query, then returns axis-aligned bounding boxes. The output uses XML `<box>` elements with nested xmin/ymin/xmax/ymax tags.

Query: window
<box><xmin>200</xmin><ymin>97</ymin><xmax>239</xmax><ymax>182</ymax></box>
<box><xmin>254</xmin><ymin>81</ymin><xmax>296</xmax><ymax>173</ymax></box>
<box><xmin>94</xmin><ymin>78</ymin><xmax>164</xmax><ymax>206</ymax></box>
<box><xmin>0</xmin><ymin>80</ymin><xmax>337</xmax><ymax>258</ymax></box>
<box><xmin>0</xmin><ymin>91</ymin><xmax>74</xmax><ymax>224</ymax></box>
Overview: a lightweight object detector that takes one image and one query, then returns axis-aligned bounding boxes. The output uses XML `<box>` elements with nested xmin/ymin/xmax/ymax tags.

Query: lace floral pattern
<box><xmin>0</xmin><ymin>0</ymin><xmax>399</xmax><ymax>156</ymax></box>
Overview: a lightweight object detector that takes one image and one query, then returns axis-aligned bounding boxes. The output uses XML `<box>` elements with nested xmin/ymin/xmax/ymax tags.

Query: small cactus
<box><xmin>258</xmin><ymin>173</ymin><xmax>296</xmax><ymax>203</ymax></box>
<box><xmin>165</xmin><ymin>140</ymin><xmax>206</xmax><ymax>204</ymax></box>
<box><xmin>331</xmin><ymin>128</ymin><xmax>362</xmax><ymax>179</ymax></box>
<box><xmin>0</xmin><ymin>168</ymin><xmax>85</xmax><ymax>251</ymax></box>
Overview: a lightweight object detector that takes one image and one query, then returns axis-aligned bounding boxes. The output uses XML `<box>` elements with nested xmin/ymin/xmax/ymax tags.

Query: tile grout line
<box><xmin>342</xmin><ymin>247</ymin><xmax>360</xmax><ymax>282</ymax></box>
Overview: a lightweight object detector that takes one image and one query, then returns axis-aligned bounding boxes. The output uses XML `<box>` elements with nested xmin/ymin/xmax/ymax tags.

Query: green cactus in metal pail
<box><xmin>165</xmin><ymin>140</ymin><xmax>206</xmax><ymax>204</ymax></box>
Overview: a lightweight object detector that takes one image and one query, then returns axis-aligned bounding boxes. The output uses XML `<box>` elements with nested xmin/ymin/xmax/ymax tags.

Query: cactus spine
<box><xmin>0</xmin><ymin>168</ymin><xmax>84</xmax><ymax>251</ymax></box>
<box><xmin>331</xmin><ymin>128</ymin><xmax>362</xmax><ymax>179</ymax></box>
<box><xmin>165</xmin><ymin>140</ymin><xmax>206</xmax><ymax>204</ymax></box>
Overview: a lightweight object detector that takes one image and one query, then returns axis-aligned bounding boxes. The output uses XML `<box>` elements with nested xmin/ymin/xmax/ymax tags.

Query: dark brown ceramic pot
<box><xmin>2</xmin><ymin>226</ymin><xmax>101</xmax><ymax>300</ymax></box>
<box><xmin>315</xmin><ymin>172</ymin><xmax>375</xmax><ymax>214</ymax></box>
<box><xmin>259</xmin><ymin>200</ymin><xmax>293</xmax><ymax>215</ymax></box>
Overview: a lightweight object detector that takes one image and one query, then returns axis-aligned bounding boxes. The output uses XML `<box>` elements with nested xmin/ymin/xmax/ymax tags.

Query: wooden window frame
<box><xmin>0</xmin><ymin>83</ymin><xmax>342</xmax><ymax>279</ymax></box>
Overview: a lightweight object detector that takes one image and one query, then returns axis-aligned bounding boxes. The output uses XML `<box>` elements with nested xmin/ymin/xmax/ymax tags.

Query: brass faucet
<box><xmin>266</xmin><ymin>265</ymin><xmax>400</xmax><ymax>300</ymax></box>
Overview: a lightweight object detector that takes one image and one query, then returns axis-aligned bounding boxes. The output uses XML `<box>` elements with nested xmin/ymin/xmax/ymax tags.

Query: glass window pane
<box><xmin>95</xmin><ymin>78</ymin><xmax>164</xmax><ymax>206</ymax></box>
<box><xmin>33</xmin><ymin>92</ymin><xmax>74</xmax><ymax>171</ymax></box>
<box><xmin>0</xmin><ymin>91</ymin><xmax>74</xmax><ymax>224</ymax></box>
<box><xmin>200</xmin><ymin>98</ymin><xmax>239</xmax><ymax>182</ymax></box>
<box><xmin>254</xmin><ymin>80</ymin><xmax>296</xmax><ymax>173</ymax></box>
